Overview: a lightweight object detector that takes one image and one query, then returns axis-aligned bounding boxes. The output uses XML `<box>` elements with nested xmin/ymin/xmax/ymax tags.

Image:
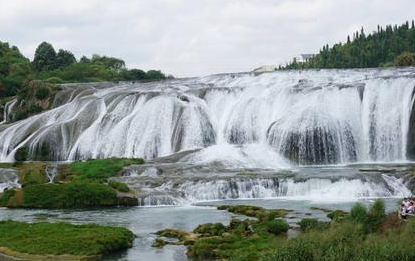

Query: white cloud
<box><xmin>0</xmin><ymin>0</ymin><xmax>414</xmax><ymax>77</ymax></box>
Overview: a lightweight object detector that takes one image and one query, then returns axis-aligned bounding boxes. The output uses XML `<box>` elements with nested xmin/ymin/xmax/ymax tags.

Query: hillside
<box><xmin>0</xmin><ymin>41</ymin><xmax>169</xmax><ymax>100</ymax></box>
<box><xmin>285</xmin><ymin>20</ymin><xmax>415</xmax><ymax>69</ymax></box>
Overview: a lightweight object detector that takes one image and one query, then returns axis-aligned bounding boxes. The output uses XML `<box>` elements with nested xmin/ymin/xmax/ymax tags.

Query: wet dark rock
<box><xmin>407</xmin><ymin>92</ymin><xmax>415</xmax><ymax>160</ymax></box>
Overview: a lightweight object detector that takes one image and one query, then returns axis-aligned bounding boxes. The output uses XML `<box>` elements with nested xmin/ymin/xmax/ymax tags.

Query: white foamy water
<box><xmin>0</xmin><ymin>68</ymin><xmax>414</xmax><ymax>167</ymax></box>
<box><xmin>133</xmin><ymin>174</ymin><xmax>411</xmax><ymax>206</ymax></box>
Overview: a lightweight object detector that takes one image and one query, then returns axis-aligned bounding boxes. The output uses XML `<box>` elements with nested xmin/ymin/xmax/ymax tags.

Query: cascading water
<box><xmin>1</xmin><ymin>68</ymin><xmax>414</xmax><ymax>165</ymax></box>
<box><xmin>0</xmin><ymin>98</ymin><xmax>17</xmax><ymax>125</ymax></box>
<box><xmin>45</xmin><ymin>164</ymin><xmax>58</xmax><ymax>183</ymax></box>
<box><xmin>0</xmin><ymin>169</ymin><xmax>20</xmax><ymax>193</ymax></box>
<box><xmin>1</xmin><ymin>68</ymin><xmax>415</xmax><ymax>204</ymax></box>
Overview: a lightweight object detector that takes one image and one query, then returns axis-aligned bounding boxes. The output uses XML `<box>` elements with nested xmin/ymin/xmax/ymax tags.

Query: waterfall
<box><xmin>132</xmin><ymin>175</ymin><xmax>411</xmax><ymax>206</ymax></box>
<box><xmin>45</xmin><ymin>164</ymin><xmax>58</xmax><ymax>183</ymax></box>
<box><xmin>0</xmin><ymin>99</ymin><xmax>17</xmax><ymax>125</ymax></box>
<box><xmin>0</xmin><ymin>169</ymin><xmax>20</xmax><ymax>193</ymax></box>
<box><xmin>0</xmin><ymin>68</ymin><xmax>414</xmax><ymax>166</ymax></box>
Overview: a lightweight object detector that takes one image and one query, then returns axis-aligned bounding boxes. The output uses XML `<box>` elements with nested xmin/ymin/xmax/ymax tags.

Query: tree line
<box><xmin>0</xmin><ymin>41</ymin><xmax>169</xmax><ymax>99</ymax></box>
<box><xmin>284</xmin><ymin>20</ymin><xmax>415</xmax><ymax>69</ymax></box>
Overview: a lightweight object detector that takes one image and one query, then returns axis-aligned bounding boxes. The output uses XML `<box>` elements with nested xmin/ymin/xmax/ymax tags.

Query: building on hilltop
<box><xmin>294</xmin><ymin>54</ymin><xmax>315</xmax><ymax>63</ymax></box>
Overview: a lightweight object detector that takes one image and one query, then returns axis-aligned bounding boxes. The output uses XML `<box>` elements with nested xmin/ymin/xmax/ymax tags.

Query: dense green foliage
<box><xmin>285</xmin><ymin>20</ymin><xmax>415</xmax><ymax>69</ymax></box>
<box><xmin>0</xmin><ymin>42</ymin><xmax>30</xmax><ymax>97</ymax></box>
<box><xmin>0</xmin><ymin>220</ymin><xmax>134</xmax><ymax>256</ymax></box>
<box><xmin>22</xmin><ymin>182</ymin><xmax>118</xmax><ymax>208</ymax></box>
<box><xmin>33</xmin><ymin>42</ymin><xmax>58</xmax><ymax>71</ymax></box>
<box><xmin>0</xmin><ymin>40</ymin><xmax>169</xmax><ymax>100</ymax></box>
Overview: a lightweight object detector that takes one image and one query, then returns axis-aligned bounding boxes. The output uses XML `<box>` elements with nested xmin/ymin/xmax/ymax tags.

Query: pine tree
<box><xmin>283</xmin><ymin>21</ymin><xmax>415</xmax><ymax>70</ymax></box>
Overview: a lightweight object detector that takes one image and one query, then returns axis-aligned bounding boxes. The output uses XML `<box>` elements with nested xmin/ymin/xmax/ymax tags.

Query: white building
<box><xmin>294</xmin><ymin>54</ymin><xmax>315</xmax><ymax>63</ymax></box>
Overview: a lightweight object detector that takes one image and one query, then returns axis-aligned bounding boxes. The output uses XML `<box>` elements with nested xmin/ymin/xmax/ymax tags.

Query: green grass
<box><xmin>60</xmin><ymin>158</ymin><xmax>144</xmax><ymax>182</ymax></box>
<box><xmin>217</xmin><ymin>205</ymin><xmax>291</xmax><ymax>221</ymax></box>
<box><xmin>21</xmin><ymin>182</ymin><xmax>118</xmax><ymax>208</ymax></box>
<box><xmin>0</xmin><ymin>220</ymin><xmax>135</xmax><ymax>256</ymax></box>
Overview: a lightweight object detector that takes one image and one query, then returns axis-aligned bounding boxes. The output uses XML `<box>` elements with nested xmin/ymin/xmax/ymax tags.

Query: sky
<box><xmin>0</xmin><ymin>0</ymin><xmax>414</xmax><ymax>77</ymax></box>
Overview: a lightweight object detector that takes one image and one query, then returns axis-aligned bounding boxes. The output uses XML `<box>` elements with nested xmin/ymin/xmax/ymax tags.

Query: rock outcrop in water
<box><xmin>0</xmin><ymin>68</ymin><xmax>415</xmax><ymax>166</ymax></box>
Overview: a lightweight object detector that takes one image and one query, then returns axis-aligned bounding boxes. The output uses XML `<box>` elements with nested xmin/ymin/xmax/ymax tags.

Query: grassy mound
<box><xmin>0</xmin><ymin>220</ymin><xmax>135</xmax><ymax>259</ymax></box>
<box><xmin>217</xmin><ymin>205</ymin><xmax>291</xmax><ymax>221</ymax></box>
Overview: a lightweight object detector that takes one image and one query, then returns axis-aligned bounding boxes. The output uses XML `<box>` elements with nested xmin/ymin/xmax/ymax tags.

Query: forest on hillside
<box><xmin>0</xmin><ymin>41</ymin><xmax>169</xmax><ymax>99</ymax></box>
<box><xmin>284</xmin><ymin>20</ymin><xmax>415</xmax><ymax>69</ymax></box>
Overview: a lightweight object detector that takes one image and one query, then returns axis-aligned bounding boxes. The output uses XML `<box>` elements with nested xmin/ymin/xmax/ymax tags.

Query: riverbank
<box><xmin>153</xmin><ymin>200</ymin><xmax>414</xmax><ymax>261</ymax></box>
<box><xmin>0</xmin><ymin>198</ymin><xmax>404</xmax><ymax>261</ymax></box>
<box><xmin>0</xmin><ymin>221</ymin><xmax>135</xmax><ymax>261</ymax></box>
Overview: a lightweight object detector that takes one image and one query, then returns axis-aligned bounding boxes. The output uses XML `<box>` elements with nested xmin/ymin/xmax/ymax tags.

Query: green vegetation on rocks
<box><xmin>21</xmin><ymin>183</ymin><xmax>118</xmax><ymax>208</ymax></box>
<box><xmin>217</xmin><ymin>205</ymin><xmax>291</xmax><ymax>221</ymax></box>
<box><xmin>0</xmin><ymin>158</ymin><xmax>144</xmax><ymax>208</ymax></box>
<box><xmin>154</xmin><ymin>205</ymin><xmax>290</xmax><ymax>260</ymax></box>
<box><xmin>153</xmin><ymin>200</ymin><xmax>410</xmax><ymax>261</ymax></box>
<box><xmin>0</xmin><ymin>220</ymin><xmax>135</xmax><ymax>260</ymax></box>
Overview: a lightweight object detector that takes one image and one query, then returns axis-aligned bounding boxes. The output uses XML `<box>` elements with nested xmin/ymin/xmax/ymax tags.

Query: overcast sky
<box><xmin>0</xmin><ymin>0</ymin><xmax>414</xmax><ymax>77</ymax></box>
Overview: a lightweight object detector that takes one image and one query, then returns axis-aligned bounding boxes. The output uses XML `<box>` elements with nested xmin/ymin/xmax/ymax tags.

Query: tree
<box><xmin>119</xmin><ymin>68</ymin><xmax>147</xmax><ymax>80</ymax></box>
<box><xmin>33</xmin><ymin>42</ymin><xmax>57</xmax><ymax>71</ymax></box>
<box><xmin>79</xmin><ymin>56</ymin><xmax>91</xmax><ymax>63</ymax></box>
<box><xmin>91</xmin><ymin>54</ymin><xmax>125</xmax><ymax>70</ymax></box>
<box><xmin>146</xmin><ymin>70</ymin><xmax>166</xmax><ymax>80</ymax></box>
<box><xmin>394</xmin><ymin>52</ymin><xmax>415</xmax><ymax>66</ymax></box>
<box><xmin>56</xmin><ymin>49</ymin><xmax>76</xmax><ymax>68</ymax></box>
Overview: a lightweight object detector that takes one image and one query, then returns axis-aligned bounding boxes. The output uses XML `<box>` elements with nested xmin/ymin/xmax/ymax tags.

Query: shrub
<box><xmin>264</xmin><ymin>219</ymin><xmax>289</xmax><ymax>235</ymax></box>
<box><xmin>350</xmin><ymin>202</ymin><xmax>368</xmax><ymax>223</ymax></box>
<box><xmin>364</xmin><ymin>199</ymin><xmax>386</xmax><ymax>233</ymax></box>
<box><xmin>394</xmin><ymin>52</ymin><xmax>415</xmax><ymax>66</ymax></box>
<box><xmin>35</xmin><ymin>86</ymin><xmax>50</xmax><ymax>100</ymax></box>
<box><xmin>108</xmin><ymin>180</ymin><xmax>130</xmax><ymax>192</ymax></box>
